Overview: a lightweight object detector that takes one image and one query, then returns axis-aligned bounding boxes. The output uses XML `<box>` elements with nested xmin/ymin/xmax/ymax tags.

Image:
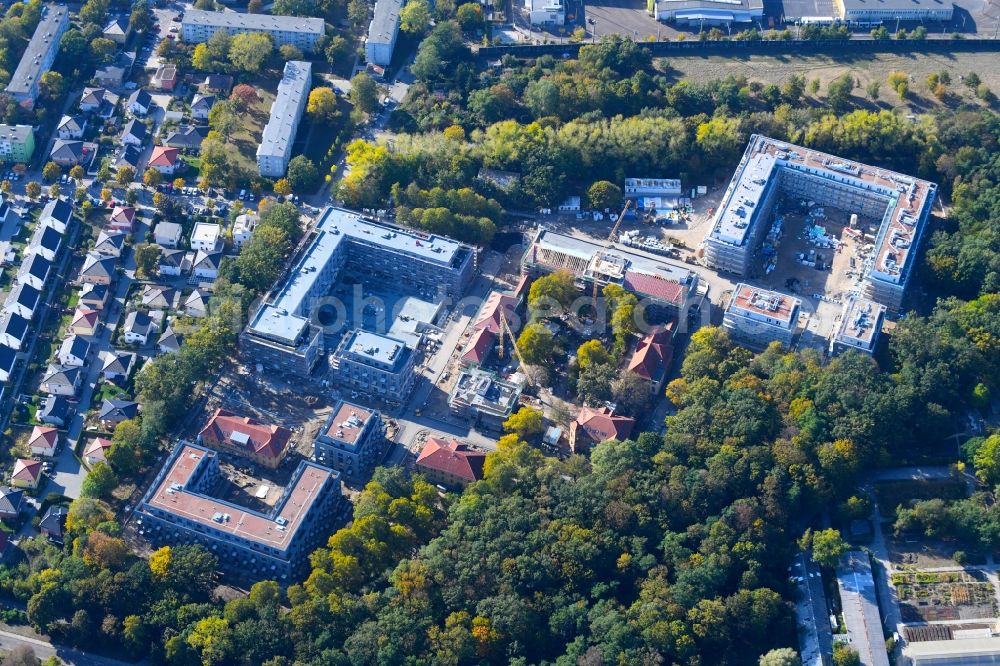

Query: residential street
<box><xmin>0</xmin><ymin>626</ymin><xmax>140</xmax><ymax>666</ymax></box>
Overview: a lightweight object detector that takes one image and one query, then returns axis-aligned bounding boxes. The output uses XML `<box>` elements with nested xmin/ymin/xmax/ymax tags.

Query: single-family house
<box><xmin>93</xmin><ymin>52</ymin><xmax>134</xmax><ymax>88</ymax></box>
<box><xmin>148</xmin><ymin>145</ymin><xmax>180</xmax><ymax>174</ymax></box>
<box><xmin>0</xmin><ymin>312</ymin><xmax>29</xmax><ymax>351</ymax></box>
<box><xmin>57</xmin><ymin>335</ymin><xmax>91</xmax><ymax>367</ymax></box>
<box><xmin>190</xmin><ymin>93</ymin><xmax>215</xmax><ymax>120</ymax></box>
<box><xmin>79</xmin><ymin>283</ymin><xmax>109</xmax><ymax>310</ymax></box>
<box><xmin>39</xmin><ymin>394</ymin><xmax>70</xmax><ymax>427</ymax></box>
<box><xmin>141</xmin><ymin>284</ymin><xmax>176</xmax><ymax>310</ymax></box>
<box><xmin>56</xmin><ymin>114</ymin><xmax>87</xmax><ymax>140</ymax></box>
<box><xmin>200</xmin><ymin>74</ymin><xmax>234</xmax><ymax>96</ymax></box>
<box><xmin>28</xmin><ymin>426</ymin><xmax>58</xmax><ymax>457</ymax></box>
<box><xmin>39</xmin><ymin>506</ymin><xmax>67</xmax><ymax>541</ymax></box>
<box><xmin>569</xmin><ymin>406</ymin><xmax>636</xmax><ymax>454</ymax></box>
<box><xmin>121</xmin><ymin>119</ymin><xmax>147</xmax><ymax>147</ymax></box>
<box><xmin>40</xmin><ymin>198</ymin><xmax>73</xmax><ymax>233</ymax></box>
<box><xmin>3</xmin><ymin>282</ymin><xmax>39</xmax><ymax>320</ymax></box>
<box><xmin>28</xmin><ymin>223</ymin><xmax>61</xmax><ymax>261</ymax></box>
<box><xmin>107</xmin><ymin>205</ymin><xmax>136</xmax><ymax>232</ymax></box>
<box><xmin>102</xmin><ymin>17</ymin><xmax>128</xmax><ymax>43</ymax></box>
<box><xmin>151</xmin><ymin>64</ymin><xmax>178</xmax><ymax>92</ymax></box>
<box><xmin>94</xmin><ymin>229</ymin><xmax>126</xmax><ymax>257</ymax></box>
<box><xmin>192</xmin><ymin>249</ymin><xmax>222</xmax><ymax>280</ymax></box>
<box><xmin>123</xmin><ymin>310</ymin><xmax>156</xmax><ymax>345</ymax></box>
<box><xmin>49</xmin><ymin>139</ymin><xmax>96</xmax><ymax>168</ymax></box>
<box><xmin>197</xmin><ymin>409</ymin><xmax>292</xmax><ymax>469</ymax></box>
<box><xmin>79</xmin><ymin>251</ymin><xmax>116</xmax><ymax>285</ymax></box>
<box><xmin>100</xmin><ymin>349</ymin><xmax>136</xmax><ymax>383</ymax></box>
<box><xmin>79</xmin><ymin>87</ymin><xmax>111</xmax><ymax>113</ymax></box>
<box><xmin>158</xmin><ymin>248</ymin><xmax>190</xmax><ymax>276</ymax></box>
<box><xmin>0</xmin><ymin>344</ymin><xmax>16</xmax><ymax>382</ymax></box>
<box><xmin>16</xmin><ymin>252</ymin><xmax>50</xmax><ymax>290</ymax></box>
<box><xmin>99</xmin><ymin>398</ymin><xmax>138</xmax><ymax>427</ymax></box>
<box><xmin>154</xmin><ymin>221</ymin><xmax>183</xmax><ymax>248</ymax></box>
<box><xmin>185</xmin><ymin>289</ymin><xmax>209</xmax><ymax>317</ymax></box>
<box><xmin>415</xmin><ymin>438</ymin><xmax>487</xmax><ymax>489</ymax></box>
<box><xmin>40</xmin><ymin>363</ymin><xmax>81</xmax><ymax>396</ymax></box>
<box><xmin>190</xmin><ymin>222</ymin><xmax>221</xmax><ymax>252</ymax></box>
<box><xmin>158</xmin><ymin>325</ymin><xmax>180</xmax><ymax>353</ymax></box>
<box><xmin>84</xmin><ymin>437</ymin><xmax>113</xmax><ymax>465</ymax></box>
<box><xmin>10</xmin><ymin>459</ymin><xmax>42</xmax><ymax>490</ymax></box>
<box><xmin>127</xmin><ymin>89</ymin><xmax>152</xmax><ymax>116</ymax></box>
<box><xmin>163</xmin><ymin>125</ymin><xmax>209</xmax><ymax>150</ymax></box>
<box><xmin>232</xmin><ymin>213</ymin><xmax>257</xmax><ymax>249</ymax></box>
<box><xmin>69</xmin><ymin>308</ymin><xmax>100</xmax><ymax>336</ymax></box>
<box><xmin>0</xmin><ymin>487</ymin><xmax>24</xmax><ymax>522</ymax></box>
<box><xmin>113</xmin><ymin>144</ymin><xmax>142</xmax><ymax>173</ymax></box>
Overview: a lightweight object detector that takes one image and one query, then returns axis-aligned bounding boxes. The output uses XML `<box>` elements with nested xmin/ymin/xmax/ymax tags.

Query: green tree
<box><xmin>760</xmin><ymin>648</ymin><xmax>801</xmax><ymax>666</ymax></box>
<box><xmin>142</xmin><ymin>168</ymin><xmax>162</xmax><ymax>188</ymax></box>
<box><xmin>577</xmin><ymin>339</ymin><xmax>611</xmax><ymax>369</ymax></box>
<box><xmin>187</xmin><ymin>616</ymin><xmax>234</xmax><ymax>666</ymax></box>
<box><xmin>307</xmin><ymin>87</ymin><xmax>337</xmax><ymax>120</ymax></box>
<box><xmin>274</xmin><ymin>178</ymin><xmax>292</xmax><ymax>196</ymax></box>
<box><xmin>247</xmin><ymin>0</ymin><xmax>263</xmax><ymax>11</ymax></box>
<box><xmin>81</xmin><ymin>462</ymin><xmax>118</xmax><ymax>499</ymax></box>
<box><xmin>865</xmin><ymin>80</ymin><xmax>880</xmax><ymax>101</ymax></box>
<box><xmin>516</xmin><ymin>323</ymin><xmax>556</xmax><ymax>366</ymax></box>
<box><xmin>116</xmin><ymin>166</ymin><xmax>135</xmax><ymax>187</ymax></box>
<box><xmin>455</xmin><ymin>2</ymin><xmax>483</xmax><ymax>30</ymax></box>
<box><xmin>502</xmin><ymin>407</ymin><xmax>544</xmax><ymax>439</ymax></box>
<box><xmin>134</xmin><ymin>243</ymin><xmax>162</xmax><ymax>278</ymax></box>
<box><xmin>528</xmin><ymin>270</ymin><xmax>576</xmax><ymax>314</ymax></box>
<box><xmin>350</xmin><ymin>73</ymin><xmax>379</xmax><ymax>114</ymax></box>
<box><xmin>587</xmin><ymin>180</ymin><xmax>623</xmax><ymax>211</ymax></box>
<box><xmin>279</xmin><ymin>44</ymin><xmax>303</xmax><ymax>61</ymax></box>
<box><xmin>286</xmin><ymin>155</ymin><xmax>319</xmax><ymax>193</ymax></box>
<box><xmin>826</xmin><ymin>73</ymin><xmax>855</xmax><ymax>113</ymax></box>
<box><xmin>973</xmin><ymin>434</ymin><xmax>1000</xmax><ymax>485</ymax></box>
<box><xmin>90</xmin><ymin>37</ymin><xmax>117</xmax><ymax>65</ymax></box>
<box><xmin>833</xmin><ymin>643</ymin><xmax>861</xmax><ymax>666</ymax></box>
<box><xmin>400</xmin><ymin>0</ymin><xmax>431</xmax><ymax>33</ymax></box>
<box><xmin>229</xmin><ymin>32</ymin><xmax>273</xmax><ymax>73</ymax></box>
<box><xmin>800</xmin><ymin>528</ymin><xmax>849</xmax><ymax>568</ymax></box>
<box><xmin>576</xmin><ymin>361</ymin><xmax>616</xmax><ymax>406</ymax></box>
<box><xmin>79</xmin><ymin>0</ymin><xmax>110</xmax><ymax>25</ymax></box>
<box><xmin>272</xmin><ymin>0</ymin><xmax>316</xmax><ymax>15</ymax></box>
<box><xmin>25</xmin><ymin>182</ymin><xmax>41</xmax><ymax>200</ymax></box>
<box><xmin>129</xmin><ymin>0</ymin><xmax>154</xmax><ymax>34</ymax></box>
<box><xmin>349</xmin><ymin>0</ymin><xmax>369</xmax><ymax>26</ymax></box>
<box><xmin>38</xmin><ymin>71</ymin><xmax>64</xmax><ymax>101</ymax></box>
<box><xmin>42</xmin><ymin>162</ymin><xmax>60</xmax><ymax>183</ymax></box>
<box><xmin>69</xmin><ymin>165</ymin><xmax>85</xmax><ymax>181</ymax></box>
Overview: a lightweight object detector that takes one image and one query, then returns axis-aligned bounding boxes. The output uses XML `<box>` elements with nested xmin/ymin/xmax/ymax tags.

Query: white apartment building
<box><xmin>181</xmin><ymin>10</ymin><xmax>324</xmax><ymax>51</ymax></box>
<box><xmin>257</xmin><ymin>60</ymin><xmax>311</xmax><ymax>178</ymax></box>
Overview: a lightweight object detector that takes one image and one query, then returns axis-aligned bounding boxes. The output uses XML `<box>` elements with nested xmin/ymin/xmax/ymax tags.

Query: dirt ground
<box><xmin>663</xmin><ymin>51</ymin><xmax>1000</xmax><ymax>108</ymax></box>
<box><xmin>893</xmin><ymin>570</ymin><xmax>998</xmax><ymax>622</ymax></box>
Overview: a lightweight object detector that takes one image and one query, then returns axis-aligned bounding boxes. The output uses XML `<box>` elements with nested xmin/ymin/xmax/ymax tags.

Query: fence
<box><xmin>477</xmin><ymin>37</ymin><xmax>1000</xmax><ymax>59</ymax></box>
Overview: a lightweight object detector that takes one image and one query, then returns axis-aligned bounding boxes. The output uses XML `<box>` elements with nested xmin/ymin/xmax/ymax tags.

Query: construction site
<box><xmin>705</xmin><ymin>135</ymin><xmax>937</xmax><ymax>353</ymax></box>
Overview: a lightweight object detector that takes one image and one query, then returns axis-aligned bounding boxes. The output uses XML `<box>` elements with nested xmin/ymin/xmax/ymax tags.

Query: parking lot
<box><xmin>581</xmin><ymin>0</ymin><xmax>669</xmax><ymax>40</ymax></box>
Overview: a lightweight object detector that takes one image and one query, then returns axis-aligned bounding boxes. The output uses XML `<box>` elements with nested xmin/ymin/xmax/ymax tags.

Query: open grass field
<box><xmin>661</xmin><ymin>50</ymin><xmax>1000</xmax><ymax>110</ymax></box>
<box><xmin>225</xmin><ymin>73</ymin><xmax>278</xmax><ymax>177</ymax></box>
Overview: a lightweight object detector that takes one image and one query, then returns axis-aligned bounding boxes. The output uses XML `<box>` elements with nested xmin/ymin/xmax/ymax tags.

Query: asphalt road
<box><xmin>0</xmin><ymin>627</ymin><xmax>138</xmax><ymax>666</ymax></box>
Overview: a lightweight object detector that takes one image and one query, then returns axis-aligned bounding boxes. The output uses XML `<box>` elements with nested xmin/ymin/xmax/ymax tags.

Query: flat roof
<box><xmin>840</xmin><ymin>0</ymin><xmax>949</xmax><ymax>10</ymax></box>
<box><xmin>342</xmin><ymin>329</ymin><xmax>409</xmax><ymax>367</ymax></box>
<box><xmin>0</xmin><ymin>125</ymin><xmax>33</xmax><ymax>143</ymax></box>
<box><xmin>144</xmin><ymin>443</ymin><xmax>334</xmax><ymax>551</ymax></box>
<box><xmin>451</xmin><ymin>368</ymin><xmax>522</xmax><ymax>415</ymax></box>
<box><xmin>837</xmin><ymin>551</ymin><xmax>890</xmax><ymax>666</ymax></box>
<box><xmin>709</xmin><ymin>135</ymin><xmax>936</xmax><ymax>287</ymax></box>
<box><xmin>320</xmin><ymin>400</ymin><xmax>375</xmax><ymax>447</ymax></box>
<box><xmin>247</xmin><ymin>207</ymin><xmax>469</xmax><ymax>345</ymax></box>
<box><xmin>908</xmin><ymin>637</ymin><xmax>1000</xmax><ymax>662</ymax></box>
<box><xmin>258</xmin><ymin>60</ymin><xmax>311</xmax><ymax>161</ymax></box>
<box><xmin>182</xmin><ymin>9</ymin><xmax>324</xmax><ymax>36</ymax></box>
<box><xmin>835</xmin><ymin>296</ymin><xmax>885</xmax><ymax>347</ymax></box>
<box><xmin>369</xmin><ymin>0</ymin><xmax>403</xmax><ymax>45</ymax></box>
<box><xmin>727</xmin><ymin>282</ymin><xmax>800</xmax><ymax>324</ymax></box>
<box><xmin>657</xmin><ymin>0</ymin><xmax>763</xmax><ymax>11</ymax></box>
<box><xmin>6</xmin><ymin>4</ymin><xmax>68</xmax><ymax>96</ymax></box>
<box><xmin>191</xmin><ymin>222</ymin><xmax>221</xmax><ymax>243</ymax></box>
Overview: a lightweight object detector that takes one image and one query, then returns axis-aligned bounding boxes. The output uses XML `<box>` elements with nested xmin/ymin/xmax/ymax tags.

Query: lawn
<box><xmin>224</xmin><ymin>72</ymin><xmax>278</xmax><ymax>180</ymax></box>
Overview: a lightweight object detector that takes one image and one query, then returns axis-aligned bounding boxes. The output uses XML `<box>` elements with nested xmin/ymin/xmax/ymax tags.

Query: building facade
<box><xmin>655</xmin><ymin>0</ymin><xmax>763</xmax><ymax>23</ymax></box>
<box><xmin>136</xmin><ymin>442</ymin><xmax>341</xmax><ymax>582</ymax></box>
<box><xmin>257</xmin><ymin>60</ymin><xmax>311</xmax><ymax>178</ymax></box>
<box><xmin>181</xmin><ymin>10</ymin><xmax>324</xmax><ymax>51</ymax></box>
<box><xmin>722</xmin><ymin>283</ymin><xmax>800</xmax><ymax>349</ymax></box>
<box><xmin>366</xmin><ymin>0</ymin><xmax>402</xmax><ymax>67</ymax></box>
<box><xmin>0</xmin><ymin>125</ymin><xmax>34</xmax><ymax>163</ymax></box>
<box><xmin>5</xmin><ymin>4</ymin><xmax>69</xmax><ymax>108</ymax></box>
<box><xmin>241</xmin><ymin>207</ymin><xmax>476</xmax><ymax>374</ymax></box>
<box><xmin>526</xmin><ymin>0</ymin><xmax>565</xmax><ymax>25</ymax></box>
<box><xmin>312</xmin><ymin>401</ymin><xmax>383</xmax><ymax>481</ymax></box>
<box><xmin>835</xmin><ymin>0</ymin><xmax>953</xmax><ymax>22</ymax></box>
<box><xmin>329</xmin><ymin>330</ymin><xmax>416</xmax><ymax>403</ymax></box>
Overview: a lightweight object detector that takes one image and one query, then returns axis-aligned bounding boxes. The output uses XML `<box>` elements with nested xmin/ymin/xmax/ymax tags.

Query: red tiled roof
<box><xmin>149</xmin><ymin>146</ymin><xmax>179</xmax><ymax>167</ymax></box>
<box><xmin>84</xmin><ymin>437</ymin><xmax>113</xmax><ymax>461</ymax></box>
<box><xmin>199</xmin><ymin>408</ymin><xmax>291</xmax><ymax>461</ymax></box>
<box><xmin>474</xmin><ymin>292</ymin><xmax>518</xmax><ymax>335</ymax></box>
<box><xmin>12</xmin><ymin>459</ymin><xmax>42</xmax><ymax>482</ymax></box>
<box><xmin>461</xmin><ymin>328</ymin><xmax>495</xmax><ymax>365</ymax></box>
<box><xmin>71</xmin><ymin>308</ymin><xmax>99</xmax><ymax>328</ymax></box>
<box><xmin>576</xmin><ymin>406</ymin><xmax>635</xmax><ymax>443</ymax></box>
<box><xmin>109</xmin><ymin>206</ymin><xmax>136</xmax><ymax>227</ymax></box>
<box><xmin>29</xmin><ymin>426</ymin><xmax>58</xmax><ymax>448</ymax></box>
<box><xmin>623</xmin><ymin>271</ymin><xmax>686</xmax><ymax>306</ymax></box>
<box><xmin>627</xmin><ymin>326</ymin><xmax>674</xmax><ymax>381</ymax></box>
<box><xmin>416</xmin><ymin>438</ymin><xmax>486</xmax><ymax>484</ymax></box>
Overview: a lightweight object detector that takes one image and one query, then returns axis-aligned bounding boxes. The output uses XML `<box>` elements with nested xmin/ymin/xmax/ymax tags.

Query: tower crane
<box><xmin>592</xmin><ymin>199</ymin><xmax>634</xmax><ymax>306</ymax></box>
<box><xmin>496</xmin><ymin>307</ymin><xmax>533</xmax><ymax>386</ymax></box>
